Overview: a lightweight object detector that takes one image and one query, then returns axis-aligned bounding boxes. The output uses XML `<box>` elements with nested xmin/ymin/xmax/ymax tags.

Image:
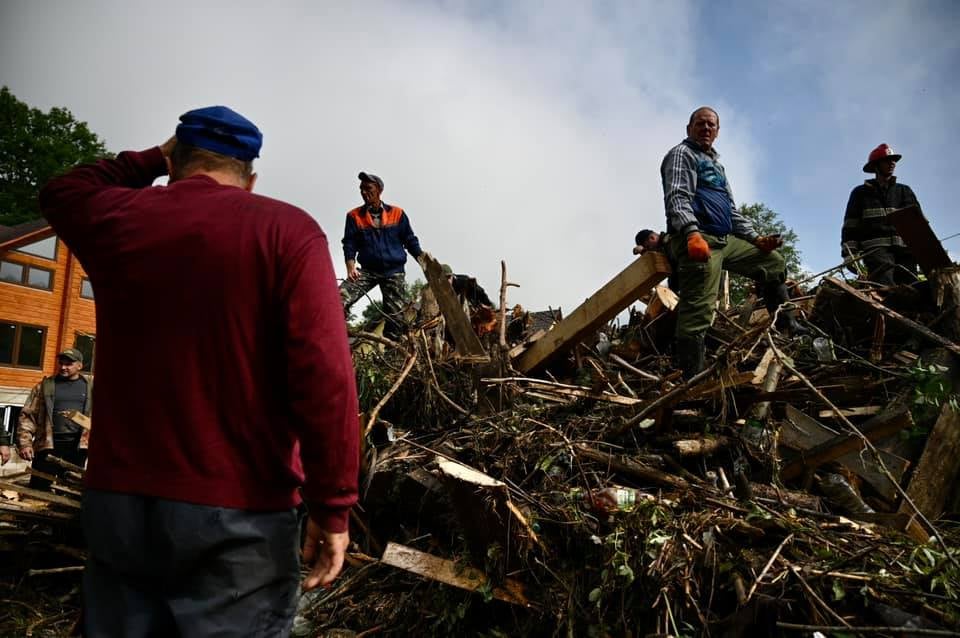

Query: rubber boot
<box><xmin>675</xmin><ymin>334</ymin><xmax>705</xmax><ymax>379</ymax></box>
<box><xmin>763</xmin><ymin>282</ymin><xmax>808</xmax><ymax>336</ymax></box>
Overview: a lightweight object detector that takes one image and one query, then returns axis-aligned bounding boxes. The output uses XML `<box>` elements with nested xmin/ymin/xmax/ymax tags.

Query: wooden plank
<box><xmin>422</xmin><ymin>253</ymin><xmax>488</xmax><ymax>361</ymax></box>
<box><xmin>780</xmin><ymin>407</ymin><xmax>914</xmax><ymax>481</ymax></box>
<box><xmin>817</xmin><ymin>406</ymin><xmax>882</xmax><ymax>419</ymax></box>
<box><xmin>482</xmin><ymin>377</ymin><xmax>641</xmax><ymax>406</ymax></box>
<box><xmin>887</xmin><ymin>206</ymin><xmax>952</xmax><ymax>278</ymax></box>
<box><xmin>380</xmin><ymin>542</ymin><xmax>531</xmax><ymax>606</ymax></box>
<box><xmin>782</xmin><ymin>405</ymin><xmax>908</xmax><ymax>502</ymax></box>
<box><xmin>825</xmin><ymin>277</ymin><xmax>960</xmax><ymax>356</ymax></box>
<box><xmin>899</xmin><ymin>404</ymin><xmax>960</xmax><ymax>520</ymax></box>
<box><xmin>515</xmin><ymin>252</ymin><xmax>671</xmax><ymax>373</ymax></box>
<box><xmin>0</xmin><ymin>479</ymin><xmax>81</xmax><ymax>509</ymax></box>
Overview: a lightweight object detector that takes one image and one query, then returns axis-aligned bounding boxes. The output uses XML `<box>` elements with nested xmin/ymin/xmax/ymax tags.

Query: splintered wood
<box><xmin>380</xmin><ymin>543</ymin><xmax>531</xmax><ymax>606</ymax></box>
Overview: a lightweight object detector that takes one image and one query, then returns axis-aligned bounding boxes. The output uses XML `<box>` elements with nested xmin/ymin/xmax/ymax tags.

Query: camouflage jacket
<box><xmin>9</xmin><ymin>374</ymin><xmax>94</xmax><ymax>452</ymax></box>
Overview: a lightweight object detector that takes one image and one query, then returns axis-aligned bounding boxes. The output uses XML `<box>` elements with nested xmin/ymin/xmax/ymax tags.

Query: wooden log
<box><xmin>781</xmin><ymin>405</ymin><xmax>908</xmax><ymax>502</ymax></box>
<box><xmin>422</xmin><ymin>253</ymin><xmax>489</xmax><ymax>361</ymax></box>
<box><xmin>514</xmin><ymin>252</ymin><xmax>671</xmax><ymax>372</ymax></box>
<box><xmin>749</xmin><ymin>482</ymin><xmax>822</xmax><ymax>511</ymax></box>
<box><xmin>672</xmin><ymin>437</ymin><xmax>729</xmax><ymax>457</ymax></box>
<box><xmin>780</xmin><ymin>407</ymin><xmax>914</xmax><ymax>481</ymax></box>
<box><xmin>898</xmin><ymin>404</ymin><xmax>960</xmax><ymax>520</ymax></box>
<box><xmin>824</xmin><ymin>277</ymin><xmax>960</xmax><ymax>356</ymax></box>
<box><xmin>380</xmin><ymin>542</ymin><xmax>531</xmax><ymax>606</ymax></box>
<box><xmin>575</xmin><ymin>444</ymin><xmax>689</xmax><ymax>490</ymax></box>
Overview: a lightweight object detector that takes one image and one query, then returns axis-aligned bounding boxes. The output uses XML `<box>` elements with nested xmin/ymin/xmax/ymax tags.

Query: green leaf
<box><xmin>588</xmin><ymin>587</ymin><xmax>603</xmax><ymax>603</ymax></box>
<box><xmin>832</xmin><ymin>579</ymin><xmax>845</xmax><ymax>601</ymax></box>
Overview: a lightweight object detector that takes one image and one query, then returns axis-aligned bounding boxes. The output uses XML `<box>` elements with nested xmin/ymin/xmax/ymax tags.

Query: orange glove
<box><xmin>686</xmin><ymin>232</ymin><xmax>711</xmax><ymax>262</ymax></box>
<box><xmin>754</xmin><ymin>235</ymin><xmax>783</xmax><ymax>253</ymax></box>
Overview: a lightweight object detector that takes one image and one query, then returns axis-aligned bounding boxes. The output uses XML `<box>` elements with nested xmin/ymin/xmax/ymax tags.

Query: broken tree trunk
<box><xmin>514</xmin><ymin>252</ymin><xmax>671</xmax><ymax>373</ymax></box>
<box><xmin>379</xmin><ymin>542</ymin><xmax>531</xmax><ymax>606</ymax></box>
<box><xmin>780</xmin><ymin>407</ymin><xmax>914</xmax><ymax>481</ymax></box>
<box><xmin>898</xmin><ymin>403</ymin><xmax>960</xmax><ymax>520</ymax></box>
<box><xmin>435</xmin><ymin>457</ymin><xmax>540</xmax><ymax>575</ymax></box>
<box><xmin>422</xmin><ymin>253</ymin><xmax>489</xmax><ymax>362</ymax></box>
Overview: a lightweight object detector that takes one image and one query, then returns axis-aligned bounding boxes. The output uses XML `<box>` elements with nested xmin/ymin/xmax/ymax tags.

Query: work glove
<box><xmin>416</xmin><ymin>251</ymin><xmax>431</xmax><ymax>269</ymax></box>
<box><xmin>686</xmin><ymin>232</ymin><xmax>711</xmax><ymax>262</ymax></box>
<box><xmin>754</xmin><ymin>235</ymin><xmax>783</xmax><ymax>254</ymax></box>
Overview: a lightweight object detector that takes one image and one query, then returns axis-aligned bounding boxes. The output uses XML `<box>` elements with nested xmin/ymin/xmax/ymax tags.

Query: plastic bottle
<box><xmin>573</xmin><ymin>486</ymin><xmax>639</xmax><ymax>515</ymax></box>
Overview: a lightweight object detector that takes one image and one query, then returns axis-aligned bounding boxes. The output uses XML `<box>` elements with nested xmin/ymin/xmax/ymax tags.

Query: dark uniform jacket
<box><xmin>841</xmin><ymin>177</ymin><xmax>920</xmax><ymax>258</ymax></box>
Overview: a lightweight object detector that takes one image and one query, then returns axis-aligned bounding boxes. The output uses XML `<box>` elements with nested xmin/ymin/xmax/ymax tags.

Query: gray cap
<box><xmin>58</xmin><ymin>348</ymin><xmax>83</xmax><ymax>363</ymax></box>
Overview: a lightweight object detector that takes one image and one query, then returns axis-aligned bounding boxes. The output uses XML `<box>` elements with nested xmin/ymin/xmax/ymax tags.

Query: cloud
<box><xmin>0</xmin><ymin>0</ymin><xmax>763</xmax><ymax>315</ymax></box>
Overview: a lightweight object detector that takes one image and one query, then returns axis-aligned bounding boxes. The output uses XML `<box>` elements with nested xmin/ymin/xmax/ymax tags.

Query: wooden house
<box><xmin>0</xmin><ymin>220</ymin><xmax>96</xmax><ymax>435</ymax></box>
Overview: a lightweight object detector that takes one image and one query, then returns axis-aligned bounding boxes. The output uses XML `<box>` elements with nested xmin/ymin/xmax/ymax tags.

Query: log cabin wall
<box><xmin>0</xmin><ymin>236</ymin><xmax>96</xmax><ymax>392</ymax></box>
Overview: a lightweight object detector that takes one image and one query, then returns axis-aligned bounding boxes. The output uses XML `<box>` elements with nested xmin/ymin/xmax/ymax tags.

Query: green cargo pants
<box><xmin>667</xmin><ymin>233</ymin><xmax>785</xmax><ymax>338</ymax></box>
<box><xmin>340</xmin><ymin>270</ymin><xmax>408</xmax><ymax>337</ymax></box>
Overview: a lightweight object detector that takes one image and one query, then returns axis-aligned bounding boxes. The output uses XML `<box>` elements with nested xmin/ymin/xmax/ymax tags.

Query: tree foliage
<box><xmin>729</xmin><ymin>203</ymin><xmax>804</xmax><ymax>306</ymax></box>
<box><xmin>0</xmin><ymin>86</ymin><xmax>112</xmax><ymax>226</ymax></box>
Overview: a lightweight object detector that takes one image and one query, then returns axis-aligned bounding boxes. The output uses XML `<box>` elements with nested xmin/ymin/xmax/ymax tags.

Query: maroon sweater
<box><xmin>40</xmin><ymin>148</ymin><xmax>359</xmax><ymax>532</ymax></box>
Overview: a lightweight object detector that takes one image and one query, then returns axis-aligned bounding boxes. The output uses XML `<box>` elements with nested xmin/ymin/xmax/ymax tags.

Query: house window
<box><xmin>0</xmin><ymin>261</ymin><xmax>23</xmax><ymax>284</ymax></box>
<box><xmin>74</xmin><ymin>333</ymin><xmax>95</xmax><ymax>373</ymax></box>
<box><xmin>0</xmin><ymin>260</ymin><xmax>54</xmax><ymax>291</ymax></box>
<box><xmin>0</xmin><ymin>321</ymin><xmax>46</xmax><ymax>369</ymax></box>
<box><xmin>80</xmin><ymin>277</ymin><xmax>95</xmax><ymax>300</ymax></box>
<box><xmin>15</xmin><ymin>236</ymin><xmax>58</xmax><ymax>261</ymax></box>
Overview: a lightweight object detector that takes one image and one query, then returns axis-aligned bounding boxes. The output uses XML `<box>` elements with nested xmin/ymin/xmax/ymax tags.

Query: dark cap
<box><xmin>358</xmin><ymin>172</ymin><xmax>384</xmax><ymax>190</ymax></box>
<box><xmin>58</xmin><ymin>348</ymin><xmax>83</xmax><ymax>363</ymax></box>
<box><xmin>176</xmin><ymin>106</ymin><xmax>262</xmax><ymax>161</ymax></box>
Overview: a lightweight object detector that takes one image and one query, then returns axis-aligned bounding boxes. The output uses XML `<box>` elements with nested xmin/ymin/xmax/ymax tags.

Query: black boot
<box><xmin>675</xmin><ymin>334</ymin><xmax>705</xmax><ymax>379</ymax></box>
<box><xmin>763</xmin><ymin>282</ymin><xmax>808</xmax><ymax>336</ymax></box>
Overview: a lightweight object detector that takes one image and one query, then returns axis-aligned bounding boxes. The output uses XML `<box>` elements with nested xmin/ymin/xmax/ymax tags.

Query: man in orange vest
<box><xmin>341</xmin><ymin>172</ymin><xmax>427</xmax><ymax>338</ymax></box>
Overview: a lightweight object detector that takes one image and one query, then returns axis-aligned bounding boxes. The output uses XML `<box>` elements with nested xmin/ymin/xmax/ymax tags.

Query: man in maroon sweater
<box><xmin>40</xmin><ymin>106</ymin><xmax>359</xmax><ymax>635</ymax></box>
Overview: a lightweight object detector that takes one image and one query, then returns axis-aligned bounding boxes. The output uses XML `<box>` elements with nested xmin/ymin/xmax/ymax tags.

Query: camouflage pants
<box><xmin>667</xmin><ymin>233</ymin><xmax>785</xmax><ymax>339</ymax></box>
<box><xmin>340</xmin><ymin>270</ymin><xmax>408</xmax><ymax>337</ymax></box>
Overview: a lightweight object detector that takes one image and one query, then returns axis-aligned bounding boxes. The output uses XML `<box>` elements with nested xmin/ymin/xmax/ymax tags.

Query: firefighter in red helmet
<box><xmin>840</xmin><ymin>143</ymin><xmax>922</xmax><ymax>285</ymax></box>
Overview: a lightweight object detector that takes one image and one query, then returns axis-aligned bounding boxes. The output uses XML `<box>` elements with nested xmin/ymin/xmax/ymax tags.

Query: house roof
<box><xmin>0</xmin><ymin>219</ymin><xmax>55</xmax><ymax>252</ymax></box>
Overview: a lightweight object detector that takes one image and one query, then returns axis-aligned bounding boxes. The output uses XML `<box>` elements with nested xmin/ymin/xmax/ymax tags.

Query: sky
<box><xmin>1</xmin><ymin>0</ymin><xmax>958</xmax><ymax>316</ymax></box>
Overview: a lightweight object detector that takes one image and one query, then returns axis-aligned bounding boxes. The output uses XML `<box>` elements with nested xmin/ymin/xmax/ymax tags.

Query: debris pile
<box><xmin>302</xmin><ymin>254</ymin><xmax>960</xmax><ymax>636</ymax></box>
<box><xmin>1</xmin><ymin>252</ymin><xmax>959</xmax><ymax>636</ymax></box>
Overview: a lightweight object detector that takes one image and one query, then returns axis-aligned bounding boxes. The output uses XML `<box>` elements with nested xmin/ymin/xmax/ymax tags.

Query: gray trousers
<box><xmin>82</xmin><ymin>490</ymin><xmax>300</xmax><ymax>637</ymax></box>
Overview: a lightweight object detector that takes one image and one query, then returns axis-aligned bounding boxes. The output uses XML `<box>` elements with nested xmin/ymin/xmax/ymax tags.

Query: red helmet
<box><xmin>863</xmin><ymin>143</ymin><xmax>902</xmax><ymax>173</ymax></box>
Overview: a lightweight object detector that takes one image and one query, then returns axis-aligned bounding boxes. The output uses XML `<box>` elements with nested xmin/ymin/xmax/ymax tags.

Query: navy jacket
<box><xmin>342</xmin><ymin>204</ymin><xmax>422</xmax><ymax>276</ymax></box>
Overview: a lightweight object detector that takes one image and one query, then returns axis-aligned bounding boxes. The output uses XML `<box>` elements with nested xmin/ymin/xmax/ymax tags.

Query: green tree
<box><xmin>729</xmin><ymin>203</ymin><xmax>804</xmax><ymax>306</ymax></box>
<box><xmin>0</xmin><ymin>86</ymin><xmax>112</xmax><ymax>226</ymax></box>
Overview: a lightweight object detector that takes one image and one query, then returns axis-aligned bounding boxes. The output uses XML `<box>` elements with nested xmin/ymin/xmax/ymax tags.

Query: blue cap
<box><xmin>176</xmin><ymin>106</ymin><xmax>262</xmax><ymax>161</ymax></box>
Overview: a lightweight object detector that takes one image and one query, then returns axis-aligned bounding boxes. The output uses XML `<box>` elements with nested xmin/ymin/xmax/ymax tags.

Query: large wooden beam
<box><xmin>825</xmin><ymin>277</ymin><xmax>960</xmax><ymax>356</ymax></box>
<box><xmin>899</xmin><ymin>404</ymin><xmax>960</xmax><ymax>520</ymax></box>
<box><xmin>422</xmin><ymin>253</ymin><xmax>488</xmax><ymax>361</ymax></box>
<box><xmin>887</xmin><ymin>206</ymin><xmax>952</xmax><ymax>278</ymax></box>
<box><xmin>781</xmin><ymin>405</ymin><xmax>908</xmax><ymax>502</ymax></box>
<box><xmin>514</xmin><ymin>252</ymin><xmax>670</xmax><ymax>372</ymax></box>
<box><xmin>780</xmin><ymin>407</ymin><xmax>913</xmax><ymax>481</ymax></box>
